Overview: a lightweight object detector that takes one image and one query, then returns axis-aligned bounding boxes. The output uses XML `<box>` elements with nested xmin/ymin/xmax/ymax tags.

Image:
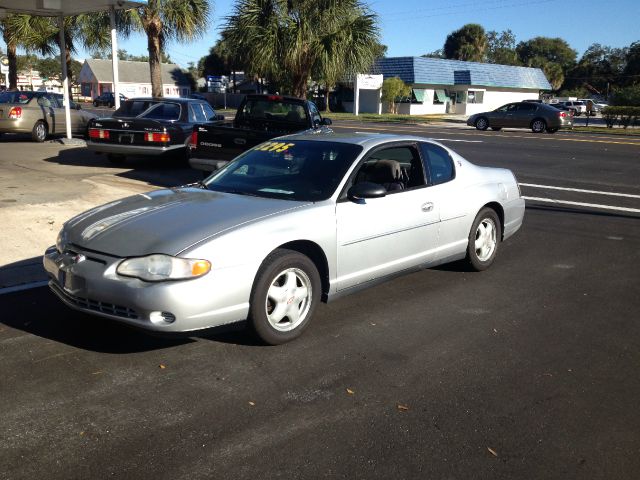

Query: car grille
<box><xmin>51</xmin><ymin>282</ymin><xmax>139</xmax><ymax>320</ymax></box>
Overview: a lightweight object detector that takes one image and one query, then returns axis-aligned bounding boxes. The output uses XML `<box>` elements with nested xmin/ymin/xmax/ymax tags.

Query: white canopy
<box><xmin>0</xmin><ymin>0</ymin><xmax>147</xmax><ymax>140</ymax></box>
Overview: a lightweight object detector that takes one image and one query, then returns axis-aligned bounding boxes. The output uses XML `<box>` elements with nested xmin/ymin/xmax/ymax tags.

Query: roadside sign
<box><xmin>0</xmin><ymin>56</ymin><xmax>8</xmax><ymax>75</ymax></box>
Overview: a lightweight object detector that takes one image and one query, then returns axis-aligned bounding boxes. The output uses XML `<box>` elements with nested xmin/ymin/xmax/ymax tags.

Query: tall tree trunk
<box><xmin>324</xmin><ymin>83</ymin><xmax>333</xmax><ymax>112</ymax></box>
<box><xmin>147</xmin><ymin>30</ymin><xmax>163</xmax><ymax>97</ymax></box>
<box><xmin>292</xmin><ymin>74</ymin><xmax>307</xmax><ymax>99</ymax></box>
<box><xmin>5</xmin><ymin>37</ymin><xmax>18</xmax><ymax>90</ymax></box>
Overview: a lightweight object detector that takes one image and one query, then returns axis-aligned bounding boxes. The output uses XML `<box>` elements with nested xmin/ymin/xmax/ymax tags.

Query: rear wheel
<box><xmin>531</xmin><ymin>119</ymin><xmax>546</xmax><ymax>133</ymax></box>
<box><xmin>248</xmin><ymin>248</ymin><xmax>321</xmax><ymax>345</ymax></box>
<box><xmin>465</xmin><ymin>208</ymin><xmax>501</xmax><ymax>271</ymax></box>
<box><xmin>31</xmin><ymin>121</ymin><xmax>48</xmax><ymax>142</ymax></box>
<box><xmin>475</xmin><ymin>117</ymin><xmax>489</xmax><ymax>131</ymax></box>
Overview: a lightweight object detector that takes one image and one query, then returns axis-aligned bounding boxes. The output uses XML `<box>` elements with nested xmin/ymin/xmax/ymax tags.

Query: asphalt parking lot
<box><xmin>1</xmin><ymin>123</ymin><xmax>639</xmax><ymax>479</ymax></box>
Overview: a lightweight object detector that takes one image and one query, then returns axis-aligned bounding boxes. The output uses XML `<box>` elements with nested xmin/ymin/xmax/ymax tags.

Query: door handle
<box><xmin>421</xmin><ymin>202</ymin><xmax>434</xmax><ymax>212</ymax></box>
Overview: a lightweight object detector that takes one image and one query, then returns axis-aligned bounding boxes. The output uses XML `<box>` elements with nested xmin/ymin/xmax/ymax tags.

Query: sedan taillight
<box><xmin>88</xmin><ymin>128</ymin><xmax>110</xmax><ymax>139</ymax></box>
<box><xmin>558</xmin><ymin>112</ymin><xmax>567</xmax><ymax>118</ymax></box>
<box><xmin>144</xmin><ymin>132</ymin><xmax>171</xmax><ymax>143</ymax></box>
<box><xmin>189</xmin><ymin>130</ymin><xmax>198</xmax><ymax>149</ymax></box>
<box><xmin>8</xmin><ymin>107</ymin><xmax>22</xmax><ymax>119</ymax></box>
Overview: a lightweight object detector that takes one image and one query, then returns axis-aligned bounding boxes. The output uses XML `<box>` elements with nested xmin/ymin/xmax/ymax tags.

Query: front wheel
<box><xmin>531</xmin><ymin>119</ymin><xmax>546</xmax><ymax>133</ymax></box>
<box><xmin>475</xmin><ymin>117</ymin><xmax>489</xmax><ymax>131</ymax></box>
<box><xmin>31</xmin><ymin>120</ymin><xmax>48</xmax><ymax>142</ymax></box>
<box><xmin>465</xmin><ymin>208</ymin><xmax>501</xmax><ymax>271</ymax></box>
<box><xmin>249</xmin><ymin>249</ymin><xmax>321</xmax><ymax>345</ymax></box>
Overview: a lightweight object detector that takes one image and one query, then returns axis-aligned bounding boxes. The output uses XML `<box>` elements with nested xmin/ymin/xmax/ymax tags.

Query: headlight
<box><xmin>117</xmin><ymin>254</ymin><xmax>211</xmax><ymax>282</ymax></box>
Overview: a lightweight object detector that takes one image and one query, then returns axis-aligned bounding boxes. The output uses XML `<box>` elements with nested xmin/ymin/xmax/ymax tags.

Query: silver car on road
<box><xmin>44</xmin><ymin>133</ymin><xmax>525</xmax><ymax>344</ymax></box>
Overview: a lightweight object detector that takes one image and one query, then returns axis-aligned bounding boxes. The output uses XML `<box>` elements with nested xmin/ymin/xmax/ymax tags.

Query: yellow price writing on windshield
<box><xmin>255</xmin><ymin>142</ymin><xmax>295</xmax><ymax>153</ymax></box>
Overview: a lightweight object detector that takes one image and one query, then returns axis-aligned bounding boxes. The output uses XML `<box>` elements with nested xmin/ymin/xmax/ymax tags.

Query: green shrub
<box><xmin>600</xmin><ymin>106</ymin><xmax>640</xmax><ymax>128</ymax></box>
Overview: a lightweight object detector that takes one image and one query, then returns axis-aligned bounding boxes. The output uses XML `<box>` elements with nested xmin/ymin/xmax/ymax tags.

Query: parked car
<box><xmin>556</xmin><ymin>101</ymin><xmax>587</xmax><ymax>116</ymax></box>
<box><xmin>549</xmin><ymin>103</ymin><xmax>575</xmax><ymax>114</ymax></box>
<box><xmin>86</xmin><ymin>97</ymin><xmax>224</xmax><ymax>163</ymax></box>
<box><xmin>189</xmin><ymin>94</ymin><xmax>331</xmax><ymax>173</ymax></box>
<box><xmin>93</xmin><ymin>92</ymin><xmax>128</xmax><ymax>108</ymax></box>
<box><xmin>0</xmin><ymin>90</ymin><xmax>96</xmax><ymax>142</ymax></box>
<box><xmin>467</xmin><ymin>102</ymin><xmax>573</xmax><ymax>133</ymax></box>
<box><xmin>44</xmin><ymin>132</ymin><xmax>525</xmax><ymax>344</ymax></box>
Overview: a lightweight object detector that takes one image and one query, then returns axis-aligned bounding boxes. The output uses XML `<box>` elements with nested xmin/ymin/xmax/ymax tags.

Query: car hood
<box><xmin>62</xmin><ymin>187</ymin><xmax>310</xmax><ymax>257</ymax></box>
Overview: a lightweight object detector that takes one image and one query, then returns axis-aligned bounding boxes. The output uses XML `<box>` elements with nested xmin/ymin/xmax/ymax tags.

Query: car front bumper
<box><xmin>43</xmin><ymin>245</ymin><xmax>251</xmax><ymax>333</ymax></box>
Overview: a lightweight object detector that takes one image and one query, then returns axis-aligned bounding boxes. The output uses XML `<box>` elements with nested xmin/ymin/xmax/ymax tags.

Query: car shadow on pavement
<box><xmin>44</xmin><ymin>147</ymin><xmax>201</xmax><ymax>189</ymax></box>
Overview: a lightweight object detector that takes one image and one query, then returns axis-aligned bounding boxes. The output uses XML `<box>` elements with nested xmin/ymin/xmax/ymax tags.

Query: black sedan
<box><xmin>86</xmin><ymin>97</ymin><xmax>223</xmax><ymax>163</ymax></box>
<box><xmin>93</xmin><ymin>92</ymin><xmax>128</xmax><ymax>108</ymax></box>
<box><xmin>467</xmin><ymin>102</ymin><xmax>574</xmax><ymax>133</ymax></box>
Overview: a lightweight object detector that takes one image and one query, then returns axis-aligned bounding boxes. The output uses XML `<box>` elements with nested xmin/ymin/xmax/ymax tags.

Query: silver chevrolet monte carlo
<box><xmin>44</xmin><ymin>132</ymin><xmax>525</xmax><ymax>344</ymax></box>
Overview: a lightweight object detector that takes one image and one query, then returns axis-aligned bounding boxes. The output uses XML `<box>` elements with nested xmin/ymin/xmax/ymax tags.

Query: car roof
<box><xmin>122</xmin><ymin>97</ymin><xmax>206</xmax><ymax>104</ymax></box>
<box><xmin>278</xmin><ymin>131</ymin><xmax>443</xmax><ymax>149</ymax></box>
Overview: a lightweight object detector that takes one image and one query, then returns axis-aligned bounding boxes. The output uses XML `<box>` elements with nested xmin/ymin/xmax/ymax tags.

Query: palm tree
<box><xmin>126</xmin><ymin>0</ymin><xmax>211</xmax><ymax>97</ymax></box>
<box><xmin>223</xmin><ymin>0</ymin><xmax>381</xmax><ymax>99</ymax></box>
<box><xmin>1</xmin><ymin>14</ymin><xmax>53</xmax><ymax>90</ymax></box>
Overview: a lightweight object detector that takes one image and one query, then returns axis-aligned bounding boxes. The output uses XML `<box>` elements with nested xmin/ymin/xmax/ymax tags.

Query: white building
<box><xmin>78</xmin><ymin>59</ymin><xmax>192</xmax><ymax>99</ymax></box>
<box><xmin>367</xmin><ymin>57</ymin><xmax>552</xmax><ymax>115</ymax></box>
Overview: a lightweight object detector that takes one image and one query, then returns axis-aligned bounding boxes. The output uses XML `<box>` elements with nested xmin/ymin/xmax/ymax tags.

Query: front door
<box><xmin>335</xmin><ymin>144</ymin><xmax>440</xmax><ymax>291</ymax></box>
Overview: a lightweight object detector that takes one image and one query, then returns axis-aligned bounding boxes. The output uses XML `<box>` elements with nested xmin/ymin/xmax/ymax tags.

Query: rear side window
<box><xmin>202</xmin><ymin>103</ymin><xmax>216</xmax><ymax>120</ymax></box>
<box><xmin>420</xmin><ymin>143</ymin><xmax>455</xmax><ymax>185</ymax></box>
<box><xmin>516</xmin><ymin>103</ymin><xmax>536</xmax><ymax>112</ymax></box>
<box><xmin>0</xmin><ymin>92</ymin><xmax>35</xmax><ymax>104</ymax></box>
<box><xmin>189</xmin><ymin>103</ymin><xmax>208</xmax><ymax>122</ymax></box>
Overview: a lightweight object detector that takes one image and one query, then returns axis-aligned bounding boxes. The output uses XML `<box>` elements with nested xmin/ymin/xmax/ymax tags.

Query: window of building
<box><xmin>467</xmin><ymin>90</ymin><xmax>484</xmax><ymax>104</ymax></box>
<box><xmin>433</xmin><ymin>89</ymin><xmax>447</xmax><ymax>104</ymax></box>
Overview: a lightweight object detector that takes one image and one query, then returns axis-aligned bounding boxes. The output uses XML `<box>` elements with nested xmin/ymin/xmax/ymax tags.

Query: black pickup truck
<box><xmin>188</xmin><ymin>94</ymin><xmax>332</xmax><ymax>172</ymax></box>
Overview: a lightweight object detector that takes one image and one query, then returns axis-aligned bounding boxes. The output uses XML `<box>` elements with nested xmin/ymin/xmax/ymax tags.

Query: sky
<box><xmin>2</xmin><ymin>0</ymin><xmax>640</xmax><ymax>68</ymax></box>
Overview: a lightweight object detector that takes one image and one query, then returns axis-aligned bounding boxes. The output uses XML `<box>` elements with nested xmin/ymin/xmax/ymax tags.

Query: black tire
<box><xmin>248</xmin><ymin>248</ymin><xmax>321</xmax><ymax>345</ymax></box>
<box><xmin>93</xmin><ymin>101</ymin><xmax>98</xmax><ymax>107</ymax></box>
<box><xmin>109</xmin><ymin>102</ymin><xmax>114</xmax><ymax>108</ymax></box>
<box><xmin>491</xmin><ymin>127</ymin><xmax>502</xmax><ymax>131</ymax></box>
<box><xmin>31</xmin><ymin>120</ymin><xmax>48</xmax><ymax>142</ymax></box>
<box><xmin>465</xmin><ymin>208</ymin><xmax>501</xmax><ymax>271</ymax></box>
<box><xmin>475</xmin><ymin>117</ymin><xmax>489</xmax><ymax>131</ymax></box>
<box><xmin>547</xmin><ymin>128</ymin><xmax>558</xmax><ymax>133</ymax></box>
<box><xmin>531</xmin><ymin>118</ymin><xmax>546</xmax><ymax>133</ymax></box>
<box><xmin>107</xmin><ymin>154</ymin><xmax>126</xmax><ymax>164</ymax></box>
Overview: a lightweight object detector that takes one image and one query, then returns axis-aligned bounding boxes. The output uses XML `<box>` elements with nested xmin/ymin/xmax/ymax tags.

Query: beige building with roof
<box><xmin>78</xmin><ymin>59</ymin><xmax>192</xmax><ymax>99</ymax></box>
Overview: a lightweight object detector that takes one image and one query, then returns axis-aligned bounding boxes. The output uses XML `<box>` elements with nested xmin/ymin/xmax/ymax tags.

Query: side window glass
<box><xmin>309</xmin><ymin>102</ymin><xmax>321</xmax><ymax>124</ymax></box>
<box><xmin>420</xmin><ymin>143</ymin><xmax>455</xmax><ymax>185</ymax></box>
<box><xmin>352</xmin><ymin>145</ymin><xmax>425</xmax><ymax>194</ymax></box>
<box><xmin>202</xmin><ymin>103</ymin><xmax>216</xmax><ymax>120</ymax></box>
<box><xmin>188</xmin><ymin>104</ymin><xmax>199</xmax><ymax>123</ymax></box>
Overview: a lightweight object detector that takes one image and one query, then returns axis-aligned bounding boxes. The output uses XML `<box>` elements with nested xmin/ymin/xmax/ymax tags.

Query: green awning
<box><xmin>434</xmin><ymin>89</ymin><xmax>447</xmax><ymax>102</ymax></box>
<box><xmin>412</xmin><ymin>89</ymin><xmax>425</xmax><ymax>102</ymax></box>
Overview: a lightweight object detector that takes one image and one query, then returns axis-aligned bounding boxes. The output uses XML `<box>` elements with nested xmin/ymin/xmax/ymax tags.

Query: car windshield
<box><xmin>203</xmin><ymin>140</ymin><xmax>363</xmax><ymax>201</ymax></box>
<box><xmin>0</xmin><ymin>91</ymin><xmax>36</xmax><ymax>104</ymax></box>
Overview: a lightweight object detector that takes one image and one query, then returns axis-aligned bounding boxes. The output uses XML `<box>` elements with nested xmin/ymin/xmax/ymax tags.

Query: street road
<box><xmin>1</xmin><ymin>123</ymin><xmax>639</xmax><ymax>479</ymax></box>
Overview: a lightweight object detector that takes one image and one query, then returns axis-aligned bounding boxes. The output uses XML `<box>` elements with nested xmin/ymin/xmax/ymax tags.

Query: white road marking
<box><xmin>523</xmin><ymin>196</ymin><xmax>640</xmax><ymax>213</ymax></box>
<box><xmin>519</xmin><ymin>183</ymin><xmax>640</xmax><ymax>199</ymax></box>
<box><xmin>431</xmin><ymin>138</ymin><xmax>483</xmax><ymax>143</ymax></box>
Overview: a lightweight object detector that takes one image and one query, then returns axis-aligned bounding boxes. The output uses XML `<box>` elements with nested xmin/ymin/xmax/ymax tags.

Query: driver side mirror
<box><xmin>347</xmin><ymin>182</ymin><xmax>386</xmax><ymax>202</ymax></box>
